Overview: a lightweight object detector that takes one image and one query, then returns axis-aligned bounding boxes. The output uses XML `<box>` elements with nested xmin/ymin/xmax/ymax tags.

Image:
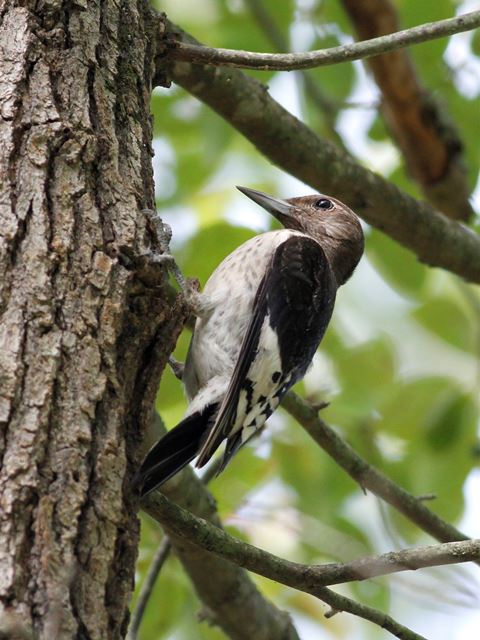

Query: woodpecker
<box><xmin>135</xmin><ymin>187</ymin><xmax>364</xmax><ymax>497</ymax></box>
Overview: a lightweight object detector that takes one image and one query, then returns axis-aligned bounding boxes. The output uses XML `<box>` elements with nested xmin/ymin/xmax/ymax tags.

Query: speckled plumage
<box><xmin>134</xmin><ymin>188</ymin><xmax>364</xmax><ymax>497</ymax></box>
<box><xmin>184</xmin><ymin>230</ymin><xmax>302</xmax><ymax>406</ymax></box>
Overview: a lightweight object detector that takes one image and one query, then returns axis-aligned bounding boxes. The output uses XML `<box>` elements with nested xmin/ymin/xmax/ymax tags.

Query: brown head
<box><xmin>237</xmin><ymin>186</ymin><xmax>364</xmax><ymax>285</ymax></box>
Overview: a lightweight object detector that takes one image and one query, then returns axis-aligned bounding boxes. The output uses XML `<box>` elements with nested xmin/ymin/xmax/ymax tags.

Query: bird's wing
<box><xmin>196</xmin><ymin>235</ymin><xmax>336</xmax><ymax>468</ymax></box>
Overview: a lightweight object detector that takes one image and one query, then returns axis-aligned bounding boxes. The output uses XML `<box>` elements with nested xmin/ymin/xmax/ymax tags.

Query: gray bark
<box><xmin>0</xmin><ymin>4</ymin><xmax>182</xmax><ymax>639</ymax></box>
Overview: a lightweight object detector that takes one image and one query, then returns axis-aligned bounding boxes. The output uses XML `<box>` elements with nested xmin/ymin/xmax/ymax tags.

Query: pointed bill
<box><xmin>236</xmin><ymin>186</ymin><xmax>295</xmax><ymax>223</ymax></box>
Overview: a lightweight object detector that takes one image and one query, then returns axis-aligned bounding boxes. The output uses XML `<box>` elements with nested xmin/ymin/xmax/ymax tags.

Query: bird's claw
<box><xmin>168</xmin><ymin>356</ymin><xmax>185</xmax><ymax>380</ymax></box>
<box><xmin>140</xmin><ymin>208</ymin><xmax>207</xmax><ymax>317</ymax></box>
<box><xmin>182</xmin><ymin>281</ymin><xmax>209</xmax><ymax>317</ymax></box>
<box><xmin>146</xmin><ymin>252</ymin><xmax>176</xmax><ymax>266</ymax></box>
<box><xmin>141</xmin><ymin>208</ymin><xmax>172</xmax><ymax>253</ymax></box>
<box><xmin>141</xmin><ymin>208</ymin><xmax>187</xmax><ymax>286</ymax></box>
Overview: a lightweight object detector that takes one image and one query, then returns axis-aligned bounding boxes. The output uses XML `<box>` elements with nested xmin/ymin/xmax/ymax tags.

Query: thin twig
<box><xmin>166</xmin><ymin>22</ymin><xmax>480</xmax><ymax>283</ymax></box>
<box><xmin>169</xmin><ymin>11</ymin><xmax>480</xmax><ymax>71</ymax></box>
<box><xmin>243</xmin><ymin>0</ymin><xmax>340</xmax><ymax>123</ymax></box>
<box><xmin>313</xmin><ymin>587</ymin><xmax>427</xmax><ymax>640</ymax></box>
<box><xmin>127</xmin><ymin>538</ymin><xmax>171</xmax><ymax>640</ymax></box>
<box><xmin>145</xmin><ymin>497</ymin><xmax>480</xmax><ymax>587</ymax></box>
<box><xmin>282</xmin><ymin>392</ymin><xmax>472</xmax><ymax>546</ymax></box>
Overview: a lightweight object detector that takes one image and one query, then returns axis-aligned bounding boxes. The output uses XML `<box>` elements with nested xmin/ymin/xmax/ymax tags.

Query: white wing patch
<box><xmin>231</xmin><ymin>314</ymin><xmax>283</xmax><ymax>438</ymax></box>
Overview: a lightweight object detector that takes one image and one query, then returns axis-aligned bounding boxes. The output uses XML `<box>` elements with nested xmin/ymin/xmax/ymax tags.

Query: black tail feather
<box><xmin>134</xmin><ymin>404</ymin><xmax>218</xmax><ymax>498</ymax></box>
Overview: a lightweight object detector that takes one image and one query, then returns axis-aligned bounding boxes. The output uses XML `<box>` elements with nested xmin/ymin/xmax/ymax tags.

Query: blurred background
<box><xmin>133</xmin><ymin>0</ymin><xmax>480</xmax><ymax>637</ymax></box>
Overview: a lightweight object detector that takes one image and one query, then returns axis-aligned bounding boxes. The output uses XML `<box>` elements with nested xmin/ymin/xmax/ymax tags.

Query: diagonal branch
<box><xmin>168</xmin><ymin>11</ymin><xmax>480</xmax><ymax>71</ymax></box>
<box><xmin>127</xmin><ymin>538</ymin><xmax>171</xmax><ymax>640</ymax></box>
<box><xmin>144</xmin><ymin>493</ymin><xmax>480</xmax><ymax>586</ymax></box>
<box><xmin>162</xmin><ymin>22</ymin><xmax>480</xmax><ymax>284</ymax></box>
<box><xmin>341</xmin><ymin>0</ymin><xmax>473</xmax><ymax>221</ymax></box>
<box><xmin>282</xmin><ymin>392</ymin><xmax>471</xmax><ymax>545</ymax></box>
<box><xmin>144</xmin><ymin>492</ymin><xmax>476</xmax><ymax>639</ymax></box>
<box><xmin>128</xmin><ymin>456</ymin><xmax>222</xmax><ymax>640</ymax></box>
<box><xmin>138</xmin><ymin>419</ymin><xmax>300</xmax><ymax>640</ymax></box>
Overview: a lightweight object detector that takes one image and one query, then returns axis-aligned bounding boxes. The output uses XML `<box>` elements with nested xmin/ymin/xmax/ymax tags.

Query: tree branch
<box><xmin>163</xmin><ymin>22</ymin><xmax>480</xmax><ymax>284</ymax></box>
<box><xmin>282</xmin><ymin>392</ymin><xmax>471</xmax><ymax>546</ymax></box>
<box><xmin>145</xmin><ymin>491</ymin><xmax>480</xmax><ymax>639</ymax></box>
<box><xmin>341</xmin><ymin>0</ymin><xmax>473</xmax><ymax>222</ymax></box>
<box><xmin>145</xmin><ymin>493</ymin><xmax>480</xmax><ymax>585</ymax></box>
<box><xmin>305</xmin><ymin>587</ymin><xmax>427</xmax><ymax>640</ymax></box>
<box><xmin>168</xmin><ymin>11</ymin><xmax>480</xmax><ymax>71</ymax></box>
<box><xmin>139</xmin><ymin>426</ymin><xmax>300</xmax><ymax>640</ymax></box>
<box><xmin>128</xmin><ymin>457</ymin><xmax>222</xmax><ymax>640</ymax></box>
<box><xmin>127</xmin><ymin>538</ymin><xmax>171</xmax><ymax>640</ymax></box>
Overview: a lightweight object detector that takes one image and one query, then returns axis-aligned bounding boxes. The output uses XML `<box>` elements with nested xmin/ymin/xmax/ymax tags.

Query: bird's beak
<box><xmin>236</xmin><ymin>186</ymin><xmax>295</xmax><ymax>223</ymax></box>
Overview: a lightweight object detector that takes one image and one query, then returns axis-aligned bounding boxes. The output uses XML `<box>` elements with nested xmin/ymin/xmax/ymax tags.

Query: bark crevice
<box><xmin>0</xmin><ymin>5</ymin><xmax>175</xmax><ymax>639</ymax></box>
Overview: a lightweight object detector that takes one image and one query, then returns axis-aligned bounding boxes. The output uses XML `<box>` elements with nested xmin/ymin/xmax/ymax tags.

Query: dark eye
<box><xmin>315</xmin><ymin>198</ymin><xmax>333</xmax><ymax>210</ymax></box>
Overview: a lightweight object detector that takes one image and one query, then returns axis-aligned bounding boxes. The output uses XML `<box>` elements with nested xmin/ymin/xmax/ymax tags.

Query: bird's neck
<box><xmin>321</xmin><ymin>237</ymin><xmax>359</xmax><ymax>286</ymax></box>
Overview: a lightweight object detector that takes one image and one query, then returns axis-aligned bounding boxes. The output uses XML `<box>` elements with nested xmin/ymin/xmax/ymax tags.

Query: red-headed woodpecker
<box><xmin>135</xmin><ymin>187</ymin><xmax>364</xmax><ymax>496</ymax></box>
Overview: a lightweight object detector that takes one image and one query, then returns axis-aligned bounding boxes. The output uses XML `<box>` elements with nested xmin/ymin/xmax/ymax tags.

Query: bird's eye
<box><xmin>315</xmin><ymin>198</ymin><xmax>333</xmax><ymax>210</ymax></box>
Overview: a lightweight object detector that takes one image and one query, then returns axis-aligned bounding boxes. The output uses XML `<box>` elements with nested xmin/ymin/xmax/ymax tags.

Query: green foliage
<box><xmin>138</xmin><ymin>1</ymin><xmax>480</xmax><ymax>638</ymax></box>
<box><xmin>367</xmin><ymin>229</ymin><xmax>428</xmax><ymax>297</ymax></box>
<box><xmin>413</xmin><ymin>295</ymin><xmax>476</xmax><ymax>352</ymax></box>
<box><xmin>179</xmin><ymin>223</ymin><xmax>256</xmax><ymax>284</ymax></box>
<box><xmin>379</xmin><ymin>378</ymin><xmax>477</xmax><ymax>529</ymax></box>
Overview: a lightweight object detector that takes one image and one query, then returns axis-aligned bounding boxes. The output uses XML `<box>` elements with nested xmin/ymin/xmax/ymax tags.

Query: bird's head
<box><xmin>237</xmin><ymin>186</ymin><xmax>364</xmax><ymax>285</ymax></box>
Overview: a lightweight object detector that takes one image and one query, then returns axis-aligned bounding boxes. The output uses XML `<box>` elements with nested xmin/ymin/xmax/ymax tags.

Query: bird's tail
<box><xmin>133</xmin><ymin>403</ymin><xmax>218</xmax><ymax>498</ymax></box>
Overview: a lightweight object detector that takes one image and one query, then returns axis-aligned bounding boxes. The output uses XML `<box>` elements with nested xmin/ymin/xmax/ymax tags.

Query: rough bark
<box><xmin>0</xmin><ymin>3</ymin><xmax>183</xmax><ymax>639</ymax></box>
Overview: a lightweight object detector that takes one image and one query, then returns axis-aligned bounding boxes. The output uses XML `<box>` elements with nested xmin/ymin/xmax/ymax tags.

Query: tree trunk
<box><xmin>0</xmin><ymin>3</ymin><xmax>178</xmax><ymax>638</ymax></box>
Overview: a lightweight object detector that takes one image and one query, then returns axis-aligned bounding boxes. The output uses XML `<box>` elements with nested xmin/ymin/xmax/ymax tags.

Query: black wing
<box><xmin>196</xmin><ymin>235</ymin><xmax>337</xmax><ymax>468</ymax></box>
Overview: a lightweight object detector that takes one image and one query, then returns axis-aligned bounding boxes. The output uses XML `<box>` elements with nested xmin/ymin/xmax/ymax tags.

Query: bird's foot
<box><xmin>141</xmin><ymin>209</ymin><xmax>208</xmax><ymax>316</ymax></box>
<box><xmin>142</xmin><ymin>208</ymin><xmax>172</xmax><ymax>253</ymax></box>
<box><xmin>168</xmin><ymin>356</ymin><xmax>185</xmax><ymax>380</ymax></box>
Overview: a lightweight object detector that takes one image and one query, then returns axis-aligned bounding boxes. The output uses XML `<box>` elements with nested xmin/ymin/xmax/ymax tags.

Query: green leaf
<box><xmin>307</xmin><ymin>34</ymin><xmax>355</xmax><ymax>103</ymax></box>
<box><xmin>367</xmin><ymin>228</ymin><xmax>428</xmax><ymax>298</ymax></box>
<box><xmin>215</xmin><ymin>445</ymin><xmax>274</xmax><ymax>517</ymax></box>
<box><xmin>426</xmin><ymin>391</ymin><xmax>476</xmax><ymax>451</ymax></box>
<box><xmin>274</xmin><ymin>418</ymin><xmax>357</xmax><ymax>523</ymax></box>
<box><xmin>368</xmin><ymin>113</ymin><xmax>390</xmax><ymax>143</ymax></box>
<box><xmin>179</xmin><ymin>223</ymin><xmax>256</xmax><ymax>285</ymax></box>
<box><xmin>377</xmin><ymin>376</ymin><xmax>457</xmax><ymax>439</ymax></box>
<box><xmin>412</xmin><ymin>296</ymin><xmax>475</xmax><ymax>352</ymax></box>
<box><xmin>329</xmin><ymin>336</ymin><xmax>397</xmax><ymax>420</ymax></box>
<box><xmin>379</xmin><ymin>383</ymin><xmax>477</xmax><ymax>531</ymax></box>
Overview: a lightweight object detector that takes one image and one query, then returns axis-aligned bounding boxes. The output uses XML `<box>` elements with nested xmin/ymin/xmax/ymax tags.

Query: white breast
<box><xmin>184</xmin><ymin>229</ymin><xmax>304</xmax><ymax>400</ymax></box>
